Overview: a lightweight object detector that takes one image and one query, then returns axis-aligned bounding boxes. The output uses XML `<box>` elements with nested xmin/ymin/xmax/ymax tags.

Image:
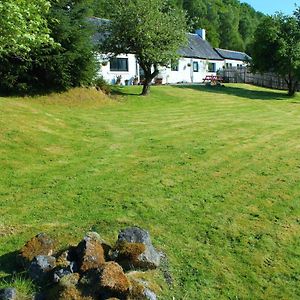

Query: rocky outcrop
<box><xmin>28</xmin><ymin>255</ymin><xmax>56</xmax><ymax>282</ymax></box>
<box><xmin>76</xmin><ymin>232</ymin><xmax>106</xmax><ymax>272</ymax></box>
<box><xmin>18</xmin><ymin>233</ymin><xmax>55</xmax><ymax>267</ymax></box>
<box><xmin>111</xmin><ymin>227</ymin><xmax>161</xmax><ymax>270</ymax></box>
<box><xmin>98</xmin><ymin>262</ymin><xmax>131</xmax><ymax>296</ymax></box>
<box><xmin>14</xmin><ymin>228</ymin><xmax>160</xmax><ymax>300</ymax></box>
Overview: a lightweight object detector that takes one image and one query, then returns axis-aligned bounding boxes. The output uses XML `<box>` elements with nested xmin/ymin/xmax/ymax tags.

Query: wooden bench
<box><xmin>203</xmin><ymin>75</ymin><xmax>223</xmax><ymax>84</ymax></box>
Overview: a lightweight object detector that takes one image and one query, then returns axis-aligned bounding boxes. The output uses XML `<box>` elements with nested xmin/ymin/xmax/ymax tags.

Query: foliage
<box><xmin>93</xmin><ymin>0</ymin><xmax>263</xmax><ymax>52</ymax></box>
<box><xmin>0</xmin><ymin>85</ymin><xmax>300</xmax><ymax>299</ymax></box>
<box><xmin>94</xmin><ymin>76</ymin><xmax>112</xmax><ymax>94</ymax></box>
<box><xmin>0</xmin><ymin>0</ymin><xmax>55</xmax><ymax>56</ymax></box>
<box><xmin>99</xmin><ymin>0</ymin><xmax>187</xmax><ymax>95</ymax></box>
<box><xmin>0</xmin><ymin>0</ymin><xmax>98</xmax><ymax>93</ymax></box>
<box><xmin>251</xmin><ymin>13</ymin><xmax>300</xmax><ymax>96</ymax></box>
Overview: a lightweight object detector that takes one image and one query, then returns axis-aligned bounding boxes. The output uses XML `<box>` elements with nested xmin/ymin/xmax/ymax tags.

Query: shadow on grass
<box><xmin>0</xmin><ymin>87</ymin><xmax>70</xmax><ymax>99</ymax></box>
<box><xmin>0</xmin><ymin>251</ymin><xmax>20</xmax><ymax>276</ymax></box>
<box><xmin>174</xmin><ymin>84</ymin><xmax>290</xmax><ymax>101</ymax></box>
<box><xmin>111</xmin><ymin>86</ymin><xmax>142</xmax><ymax>96</ymax></box>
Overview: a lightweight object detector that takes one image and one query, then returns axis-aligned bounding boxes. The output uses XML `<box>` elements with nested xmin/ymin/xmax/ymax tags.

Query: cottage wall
<box><xmin>223</xmin><ymin>59</ymin><xmax>247</xmax><ymax>69</ymax></box>
<box><xmin>97</xmin><ymin>54</ymin><xmax>138</xmax><ymax>85</ymax></box>
<box><xmin>159</xmin><ymin>58</ymin><xmax>224</xmax><ymax>84</ymax></box>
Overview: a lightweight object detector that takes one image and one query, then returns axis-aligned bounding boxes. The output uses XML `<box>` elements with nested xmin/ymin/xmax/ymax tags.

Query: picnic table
<box><xmin>202</xmin><ymin>75</ymin><xmax>223</xmax><ymax>84</ymax></box>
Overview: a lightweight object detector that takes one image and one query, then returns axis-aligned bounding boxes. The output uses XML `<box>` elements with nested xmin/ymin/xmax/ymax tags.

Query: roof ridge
<box><xmin>216</xmin><ymin>48</ymin><xmax>247</xmax><ymax>55</ymax></box>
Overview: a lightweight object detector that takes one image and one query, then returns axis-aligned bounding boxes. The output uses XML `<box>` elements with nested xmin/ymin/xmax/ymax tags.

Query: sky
<box><xmin>242</xmin><ymin>0</ymin><xmax>298</xmax><ymax>15</ymax></box>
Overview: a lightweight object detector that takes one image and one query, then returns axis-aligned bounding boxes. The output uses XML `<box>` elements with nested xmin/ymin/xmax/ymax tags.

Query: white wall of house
<box><xmin>97</xmin><ymin>54</ymin><xmax>138</xmax><ymax>85</ymax></box>
<box><xmin>223</xmin><ymin>59</ymin><xmax>247</xmax><ymax>69</ymax></box>
<box><xmin>159</xmin><ymin>58</ymin><xmax>224</xmax><ymax>84</ymax></box>
<box><xmin>97</xmin><ymin>54</ymin><xmax>247</xmax><ymax>85</ymax></box>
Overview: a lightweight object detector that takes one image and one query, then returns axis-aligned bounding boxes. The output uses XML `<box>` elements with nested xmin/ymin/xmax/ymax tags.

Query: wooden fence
<box><xmin>219</xmin><ymin>68</ymin><xmax>299</xmax><ymax>91</ymax></box>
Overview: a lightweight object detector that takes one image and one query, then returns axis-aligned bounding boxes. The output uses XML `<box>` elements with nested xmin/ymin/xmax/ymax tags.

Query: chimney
<box><xmin>195</xmin><ymin>29</ymin><xmax>206</xmax><ymax>40</ymax></box>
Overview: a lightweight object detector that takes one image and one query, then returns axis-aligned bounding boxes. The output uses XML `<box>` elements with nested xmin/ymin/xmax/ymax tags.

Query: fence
<box><xmin>219</xmin><ymin>68</ymin><xmax>299</xmax><ymax>91</ymax></box>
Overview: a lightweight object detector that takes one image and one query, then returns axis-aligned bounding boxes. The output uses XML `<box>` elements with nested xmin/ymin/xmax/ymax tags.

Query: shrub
<box><xmin>94</xmin><ymin>76</ymin><xmax>112</xmax><ymax>95</ymax></box>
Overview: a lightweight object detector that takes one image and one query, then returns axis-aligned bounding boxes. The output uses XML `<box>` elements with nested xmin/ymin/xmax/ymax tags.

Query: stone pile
<box><xmin>0</xmin><ymin>227</ymin><xmax>161</xmax><ymax>300</ymax></box>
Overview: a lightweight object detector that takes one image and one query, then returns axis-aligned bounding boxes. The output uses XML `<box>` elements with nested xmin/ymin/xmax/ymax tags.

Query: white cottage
<box><xmin>91</xmin><ymin>17</ymin><xmax>250</xmax><ymax>85</ymax></box>
<box><xmin>158</xmin><ymin>30</ymin><xmax>224</xmax><ymax>84</ymax></box>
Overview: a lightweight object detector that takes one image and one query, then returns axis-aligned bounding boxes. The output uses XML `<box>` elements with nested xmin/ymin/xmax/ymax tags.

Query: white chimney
<box><xmin>196</xmin><ymin>29</ymin><xmax>206</xmax><ymax>40</ymax></box>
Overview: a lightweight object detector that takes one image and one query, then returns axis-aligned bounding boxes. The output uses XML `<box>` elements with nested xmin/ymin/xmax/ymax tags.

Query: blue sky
<box><xmin>242</xmin><ymin>0</ymin><xmax>298</xmax><ymax>15</ymax></box>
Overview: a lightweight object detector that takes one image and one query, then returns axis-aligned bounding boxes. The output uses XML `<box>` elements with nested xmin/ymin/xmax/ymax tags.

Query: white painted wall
<box><xmin>223</xmin><ymin>59</ymin><xmax>247</xmax><ymax>69</ymax></box>
<box><xmin>159</xmin><ymin>58</ymin><xmax>224</xmax><ymax>84</ymax></box>
<box><xmin>97</xmin><ymin>54</ymin><xmax>138</xmax><ymax>85</ymax></box>
<box><xmin>97</xmin><ymin>53</ymin><xmax>246</xmax><ymax>85</ymax></box>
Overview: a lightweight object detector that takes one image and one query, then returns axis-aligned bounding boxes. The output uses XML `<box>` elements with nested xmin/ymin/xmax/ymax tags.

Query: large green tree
<box><xmin>0</xmin><ymin>0</ymin><xmax>54</xmax><ymax>56</ymax></box>
<box><xmin>251</xmin><ymin>14</ymin><xmax>300</xmax><ymax>96</ymax></box>
<box><xmin>100</xmin><ymin>0</ymin><xmax>187</xmax><ymax>95</ymax></box>
<box><xmin>0</xmin><ymin>0</ymin><xmax>97</xmax><ymax>93</ymax></box>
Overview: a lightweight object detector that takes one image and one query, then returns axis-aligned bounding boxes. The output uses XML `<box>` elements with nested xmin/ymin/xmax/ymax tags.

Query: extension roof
<box><xmin>179</xmin><ymin>33</ymin><xmax>223</xmax><ymax>60</ymax></box>
<box><xmin>214</xmin><ymin>48</ymin><xmax>251</xmax><ymax>61</ymax></box>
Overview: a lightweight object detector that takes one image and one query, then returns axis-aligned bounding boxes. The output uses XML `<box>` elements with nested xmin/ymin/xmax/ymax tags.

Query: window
<box><xmin>208</xmin><ymin>63</ymin><xmax>216</xmax><ymax>73</ymax></box>
<box><xmin>225</xmin><ymin>63</ymin><xmax>233</xmax><ymax>69</ymax></box>
<box><xmin>110</xmin><ymin>58</ymin><xmax>129</xmax><ymax>71</ymax></box>
<box><xmin>193</xmin><ymin>62</ymin><xmax>199</xmax><ymax>72</ymax></box>
<box><xmin>171</xmin><ymin>60</ymin><xmax>179</xmax><ymax>71</ymax></box>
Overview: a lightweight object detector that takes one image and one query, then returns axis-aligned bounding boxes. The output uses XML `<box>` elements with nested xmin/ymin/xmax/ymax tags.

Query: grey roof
<box><xmin>88</xmin><ymin>17</ymin><xmax>110</xmax><ymax>45</ymax></box>
<box><xmin>178</xmin><ymin>33</ymin><xmax>223</xmax><ymax>60</ymax></box>
<box><xmin>215</xmin><ymin>48</ymin><xmax>251</xmax><ymax>61</ymax></box>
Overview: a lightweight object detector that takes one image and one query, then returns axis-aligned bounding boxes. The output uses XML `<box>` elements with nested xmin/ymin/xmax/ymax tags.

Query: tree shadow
<box><xmin>111</xmin><ymin>86</ymin><xmax>142</xmax><ymax>96</ymax></box>
<box><xmin>173</xmin><ymin>84</ymin><xmax>290</xmax><ymax>101</ymax></box>
<box><xmin>0</xmin><ymin>87</ymin><xmax>67</xmax><ymax>98</ymax></box>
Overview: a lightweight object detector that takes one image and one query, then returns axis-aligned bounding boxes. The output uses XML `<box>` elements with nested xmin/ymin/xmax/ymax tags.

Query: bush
<box><xmin>94</xmin><ymin>76</ymin><xmax>112</xmax><ymax>95</ymax></box>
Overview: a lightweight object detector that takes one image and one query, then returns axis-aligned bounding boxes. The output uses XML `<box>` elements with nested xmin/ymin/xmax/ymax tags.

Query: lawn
<box><xmin>0</xmin><ymin>84</ymin><xmax>300</xmax><ymax>299</ymax></box>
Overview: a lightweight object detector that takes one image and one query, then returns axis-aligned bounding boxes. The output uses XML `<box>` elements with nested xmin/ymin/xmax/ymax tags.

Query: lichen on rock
<box><xmin>18</xmin><ymin>233</ymin><xmax>55</xmax><ymax>267</ymax></box>
<box><xmin>76</xmin><ymin>232</ymin><xmax>105</xmax><ymax>273</ymax></box>
<box><xmin>111</xmin><ymin>227</ymin><xmax>161</xmax><ymax>271</ymax></box>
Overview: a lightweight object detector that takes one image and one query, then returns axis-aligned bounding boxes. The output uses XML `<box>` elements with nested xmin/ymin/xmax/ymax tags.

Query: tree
<box><xmin>100</xmin><ymin>0</ymin><xmax>187</xmax><ymax>95</ymax></box>
<box><xmin>251</xmin><ymin>14</ymin><xmax>300</xmax><ymax>96</ymax></box>
<box><xmin>41</xmin><ymin>0</ymin><xmax>97</xmax><ymax>89</ymax></box>
<box><xmin>0</xmin><ymin>0</ymin><xmax>54</xmax><ymax>56</ymax></box>
<box><xmin>0</xmin><ymin>0</ymin><xmax>97</xmax><ymax>93</ymax></box>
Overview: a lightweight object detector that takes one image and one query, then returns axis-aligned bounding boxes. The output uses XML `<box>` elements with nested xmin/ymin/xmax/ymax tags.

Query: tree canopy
<box><xmin>251</xmin><ymin>13</ymin><xmax>300</xmax><ymax>96</ymax></box>
<box><xmin>93</xmin><ymin>0</ymin><xmax>263</xmax><ymax>52</ymax></box>
<box><xmin>100</xmin><ymin>0</ymin><xmax>188</xmax><ymax>95</ymax></box>
<box><xmin>0</xmin><ymin>0</ymin><xmax>54</xmax><ymax>56</ymax></box>
<box><xmin>0</xmin><ymin>0</ymin><xmax>97</xmax><ymax>93</ymax></box>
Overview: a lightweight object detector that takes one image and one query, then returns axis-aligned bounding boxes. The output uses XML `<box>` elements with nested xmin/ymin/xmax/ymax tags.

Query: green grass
<box><xmin>0</xmin><ymin>84</ymin><xmax>300</xmax><ymax>299</ymax></box>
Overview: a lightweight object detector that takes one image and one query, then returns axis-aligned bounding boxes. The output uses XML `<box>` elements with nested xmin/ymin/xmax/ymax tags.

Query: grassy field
<box><xmin>0</xmin><ymin>84</ymin><xmax>300</xmax><ymax>299</ymax></box>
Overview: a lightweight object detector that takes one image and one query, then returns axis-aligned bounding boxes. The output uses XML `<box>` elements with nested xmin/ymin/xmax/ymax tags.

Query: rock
<box><xmin>0</xmin><ymin>288</ymin><xmax>17</xmax><ymax>300</ymax></box>
<box><xmin>76</xmin><ymin>232</ymin><xmax>105</xmax><ymax>273</ymax></box>
<box><xmin>98</xmin><ymin>262</ymin><xmax>131</xmax><ymax>296</ymax></box>
<box><xmin>28</xmin><ymin>255</ymin><xmax>56</xmax><ymax>282</ymax></box>
<box><xmin>78</xmin><ymin>263</ymin><xmax>130</xmax><ymax>299</ymax></box>
<box><xmin>144</xmin><ymin>288</ymin><xmax>157</xmax><ymax>300</ymax></box>
<box><xmin>56</xmin><ymin>250</ymin><xmax>71</xmax><ymax>268</ymax></box>
<box><xmin>58</xmin><ymin>273</ymin><xmax>80</xmax><ymax>288</ymax></box>
<box><xmin>129</xmin><ymin>280</ymin><xmax>157</xmax><ymax>300</ymax></box>
<box><xmin>47</xmin><ymin>273</ymin><xmax>89</xmax><ymax>300</ymax></box>
<box><xmin>53</xmin><ymin>268</ymin><xmax>73</xmax><ymax>283</ymax></box>
<box><xmin>18</xmin><ymin>233</ymin><xmax>55</xmax><ymax>267</ymax></box>
<box><xmin>111</xmin><ymin>227</ymin><xmax>161</xmax><ymax>270</ymax></box>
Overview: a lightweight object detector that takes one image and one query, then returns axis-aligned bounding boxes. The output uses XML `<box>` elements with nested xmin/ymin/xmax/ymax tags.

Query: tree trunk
<box><xmin>286</xmin><ymin>73</ymin><xmax>298</xmax><ymax>97</ymax></box>
<box><xmin>140</xmin><ymin>63</ymin><xmax>159</xmax><ymax>96</ymax></box>
<box><xmin>141</xmin><ymin>80</ymin><xmax>151</xmax><ymax>96</ymax></box>
<box><xmin>287</xmin><ymin>80</ymin><xmax>297</xmax><ymax>96</ymax></box>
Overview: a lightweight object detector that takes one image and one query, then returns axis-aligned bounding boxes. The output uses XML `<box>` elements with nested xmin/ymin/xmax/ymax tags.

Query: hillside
<box><xmin>93</xmin><ymin>0</ymin><xmax>264</xmax><ymax>52</ymax></box>
<box><xmin>0</xmin><ymin>85</ymin><xmax>300</xmax><ymax>299</ymax></box>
